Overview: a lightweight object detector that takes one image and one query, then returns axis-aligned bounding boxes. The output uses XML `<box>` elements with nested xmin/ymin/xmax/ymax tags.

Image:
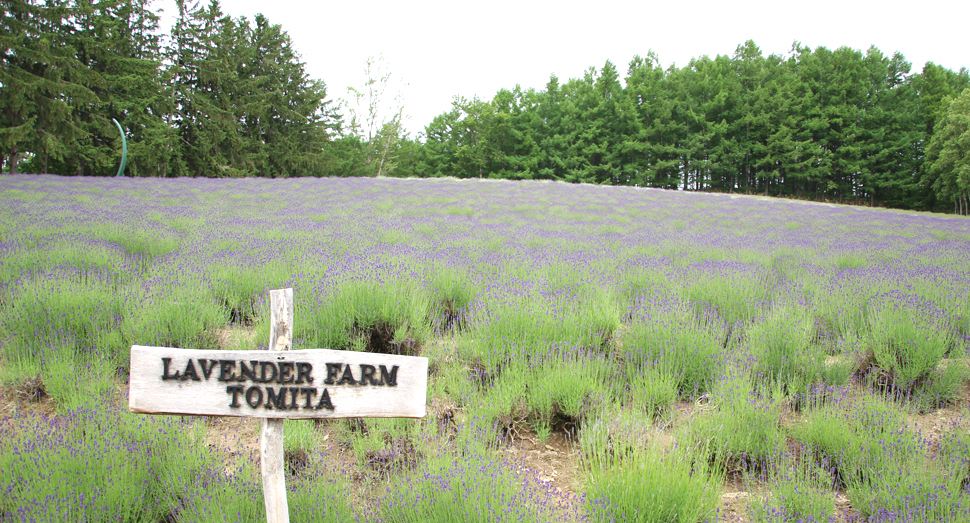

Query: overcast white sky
<box><xmin>158</xmin><ymin>0</ymin><xmax>968</xmax><ymax>137</ymax></box>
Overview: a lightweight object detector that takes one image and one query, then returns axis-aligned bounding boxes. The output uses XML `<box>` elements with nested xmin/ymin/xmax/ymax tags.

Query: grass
<box><xmin>2</xmin><ymin>175</ymin><xmax>970</xmax><ymax>522</ymax></box>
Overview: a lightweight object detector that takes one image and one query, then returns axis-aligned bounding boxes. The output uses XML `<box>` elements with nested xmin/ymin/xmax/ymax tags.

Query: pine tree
<box><xmin>925</xmin><ymin>88</ymin><xmax>970</xmax><ymax>215</ymax></box>
<box><xmin>239</xmin><ymin>13</ymin><xmax>336</xmax><ymax>177</ymax></box>
<box><xmin>857</xmin><ymin>49</ymin><xmax>924</xmax><ymax>208</ymax></box>
<box><xmin>534</xmin><ymin>74</ymin><xmax>568</xmax><ymax>181</ymax></box>
<box><xmin>0</xmin><ymin>0</ymin><xmax>99</xmax><ymax>174</ymax></box>
<box><xmin>168</xmin><ymin>0</ymin><xmax>241</xmax><ymax>177</ymax></box>
<box><xmin>45</xmin><ymin>0</ymin><xmax>174</xmax><ymax>177</ymax></box>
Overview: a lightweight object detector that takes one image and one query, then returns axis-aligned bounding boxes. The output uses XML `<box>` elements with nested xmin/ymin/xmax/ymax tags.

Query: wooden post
<box><xmin>262</xmin><ymin>288</ymin><xmax>292</xmax><ymax>523</ymax></box>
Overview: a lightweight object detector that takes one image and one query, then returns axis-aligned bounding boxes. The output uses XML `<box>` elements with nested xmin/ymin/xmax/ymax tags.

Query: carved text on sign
<box><xmin>158</xmin><ymin>357</ymin><xmax>400</xmax><ymax>411</ymax></box>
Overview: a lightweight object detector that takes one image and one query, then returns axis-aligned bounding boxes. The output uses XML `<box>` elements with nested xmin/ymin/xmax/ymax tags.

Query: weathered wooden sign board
<box><xmin>128</xmin><ymin>288</ymin><xmax>428</xmax><ymax>523</ymax></box>
<box><xmin>129</xmin><ymin>347</ymin><xmax>427</xmax><ymax>419</ymax></box>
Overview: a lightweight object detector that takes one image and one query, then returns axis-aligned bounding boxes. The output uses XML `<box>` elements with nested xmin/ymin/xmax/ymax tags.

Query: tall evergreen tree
<box><xmin>925</xmin><ymin>88</ymin><xmax>970</xmax><ymax>215</ymax></box>
<box><xmin>238</xmin><ymin>13</ymin><xmax>336</xmax><ymax>177</ymax></box>
<box><xmin>168</xmin><ymin>0</ymin><xmax>241</xmax><ymax>176</ymax></box>
<box><xmin>45</xmin><ymin>0</ymin><xmax>174</xmax><ymax>177</ymax></box>
<box><xmin>1</xmin><ymin>0</ymin><xmax>99</xmax><ymax>174</ymax></box>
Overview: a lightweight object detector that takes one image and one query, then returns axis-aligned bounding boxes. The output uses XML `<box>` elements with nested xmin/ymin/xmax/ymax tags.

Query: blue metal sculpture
<box><xmin>112</xmin><ymin>118</ymin><xmax>127</xmax><ymax>177</ymax></box>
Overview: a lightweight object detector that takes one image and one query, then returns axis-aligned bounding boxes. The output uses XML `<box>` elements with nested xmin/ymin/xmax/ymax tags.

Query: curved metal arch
<box><xmin>112</xmin><ymin>118</ymin><xmax>127</xmax><ymax>177</ymax></box>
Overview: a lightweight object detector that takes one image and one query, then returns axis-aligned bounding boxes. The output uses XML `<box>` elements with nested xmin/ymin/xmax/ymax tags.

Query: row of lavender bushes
<box><xmin>2</xmin><ymin>175</ymin><xmax>970</xmax><ymax>521</ymax></box>
<box><xmin>5</xmin><ymin>393</ymin><xmax>968</xmax><ymax>522</ymax></box>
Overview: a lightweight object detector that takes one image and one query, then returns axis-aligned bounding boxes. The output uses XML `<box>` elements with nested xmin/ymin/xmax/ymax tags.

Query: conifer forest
<box><xmin>2</xmin><ymin>0</ymin><xmax>970</xmax><ymax>212</ymax></box>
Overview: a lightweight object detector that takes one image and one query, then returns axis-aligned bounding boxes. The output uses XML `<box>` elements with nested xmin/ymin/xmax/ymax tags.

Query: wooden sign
<box><xmin>128</xmin><ymin>288</ymin><xmax>427</xmax><ymax>523</ymax></box>
<box><xmin>128</xmin><ymin>346</ymin><xmax>428</xmax><ymax>418</ymax></box>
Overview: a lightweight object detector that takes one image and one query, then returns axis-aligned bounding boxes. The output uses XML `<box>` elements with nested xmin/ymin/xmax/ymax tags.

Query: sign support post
<box><xmin>262</xmin><ymin>288</ymin><xmax>293</xmax><ymax>523</ymax></box>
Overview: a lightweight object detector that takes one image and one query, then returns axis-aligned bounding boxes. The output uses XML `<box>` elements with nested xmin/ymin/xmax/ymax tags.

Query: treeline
<box><xmin>1</xmin><ymin>0</ymin><xmax>341</xmax><ymax>178</ymax></box>
<box><xmin>402</xmin><ymin>43</ymin><xmax>970</xmax><ymax>213</ymax></box>
<box><xmin>3</xmin><ymin>1</ymin><xmax>969</xmax><ymax>213</ymax></box>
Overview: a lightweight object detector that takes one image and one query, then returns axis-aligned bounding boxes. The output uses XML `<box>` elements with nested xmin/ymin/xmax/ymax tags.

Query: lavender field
<box><xmin>2</xmin><ymin>174</ymin><xmax>970</xmax><ymax>523</ymax></box>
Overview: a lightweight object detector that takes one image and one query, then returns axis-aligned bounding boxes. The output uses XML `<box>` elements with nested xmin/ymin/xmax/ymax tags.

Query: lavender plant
<box><xmin>622</xmin><ymin>295</ymin><xmax>726</xmax><ymax>400</ymax></box>
<box><xmin>0</xmin><ymin>402</ymin><xmax>209</xmax><ymax>522</ymax></box>
<box><xmin>747</xmin><ymin>449</ymin><xmax>838</xmax><ymax>523</ymax></box>
<box><xmin>688</xmin><ymin>372</ymin><xmax>784</xmax><ymax>470</ymax></box>
<box><xmin>585</xmin><ymin>440</ymin><xmax>722</xmax><ymax>523</ymax></box>
<box><xmin>747</xmin><ymin>304</ymin><xmax>825</xmax><ymax>394</ymax></box>
<box><xmin>377</xmin><ymin>450</ymin><xmax>570</xmax><ymax>523</ymax></box>
<box><xmin>863</xmin><ymin>298</ymin><xmax>957</xmax><ymax>397</ymax></box>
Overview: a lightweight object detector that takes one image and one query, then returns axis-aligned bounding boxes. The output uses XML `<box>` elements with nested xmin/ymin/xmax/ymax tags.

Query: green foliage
<box><xmin>2</xmin><ymin>0</ymin><xmax>340</xmax><ymax>178</ymax></box>
<box><xmin>925</xmin><ymin>88</ymin><xmax>970</xmax><ymax>214</ymax></box>
<box><xmin>908</xmin><ymin>359</ymin><xmax>968</xmax><ymax>413</ymax></box>
<box><xmin>408</xmin><ymin>42</ymin><xmax>968</xmax><ymax>211</ymax></box>
<box><xmin>524</xmin><ymin>352</ymin><xmax>615</xmax><ymax>437</ymax></box>
<box><xmin>38</xmin><ymin>347</ymin><xmax>116</xmax><ymax>412</ymax></box>
<box><xmin>173</xmin><ymin>462</ymin><xmax>358</xmax><ymax>522</ymax></box>
<box><xmin>282</xmin><ymin>420</ymin><xmax>317</xmax><ymax>455</ymax></box>
<box><xmin>425</xmin><ymin>266</ymin><xmax>481</xmax><ymax>332</ymax></box>
<box><xmin>100</xmin><ymin>226</ymin><xmax>180</xmax><ymax>264</ymax></box>
<box><xmin>585</xmin><ymin>440</ymin><xmax>722</xmax><ymax>523</ymax></box>
<box><xmin>463</xmin><ymin>285</ymin><xmax>620</xmax><ymax>372</ymax></box>
<box><xmin>346</xmin><ymin>417</ymin><xmax>419</xmax><ymax>476</ymax></box>
<box><xmin>0</xmin><ymin>272</ymin><xmax>128</xmax><ymax>372</ymax></box>
<box><xmin>623</xmin><ymin>297</ymin><xmax>726</xmax><ymax>399</ymax></box>
<box><xmin>299</xmin><ymin>277</ymin><xmax>429</xmax><ymax>354</ymax></box>
<box><xmin>579</xmin><ymin>407</ymin><xmax>654</xmax><ymax>470</ymax></box>
<box><xmin>748</xmin><ymin>450</ymin><xmax>837</xmax><ymax>523</ymax></box>
<box><xmin>377</xmin><ymin>450</ymin><xmax>562</xmax><ymax>523</ymax></box>
<box><xmin>864</xmin><ymin>302</ymin><xmax>956</xmax><ymax>391</ymax></box>
<box><xmin>748</xmin><ymin>305</ymin><xmax>825</xmax><ymax>393</ymax></box>
<box><xmin>0</xmin><ymin>234</ymin><xmax>131</xmax><ymax>289</ymax></box>
<box><xmin>209</xmin><ymin>263</ymin><xmax>275</xmax><ymax>325</ymax></box>
<box><xmin>792</xmin><ymin>393</ymin><xmax>915</xmax><ymax>491</ymax></box>
<box><xmin>0</xmin><ymin>0</ymin><xmax>101</xmax><ymax>175</ymax></box>
<box><xmin>0</xmin><ymin>402</ymin><xmax>210</xmax><ymax>522</ymax></box>
<box><xmin>689</xmin><ymin>373</ymin><xmax>784</xmax><ymax>470</ymax></box>
<box><xmin>621</xmin><ymin>362</ymin><xmax>679</xmax><ymax>420</ymax></box>
<box><xmin>121</xmin><ymin>286</ymin><xmax>225</xmax><ymax>366</ymax></box>
<box><xmin>680</xmin><ymin>265</ymin><xmax>774</xmax><ymax>325</ymax></box>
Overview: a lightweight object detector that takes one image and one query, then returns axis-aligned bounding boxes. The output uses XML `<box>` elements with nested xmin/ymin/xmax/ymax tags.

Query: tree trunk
<box><xmin>9</xmin><ymin>147</ymin><xmax>20</xmax><ymax>174</ymax></box>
